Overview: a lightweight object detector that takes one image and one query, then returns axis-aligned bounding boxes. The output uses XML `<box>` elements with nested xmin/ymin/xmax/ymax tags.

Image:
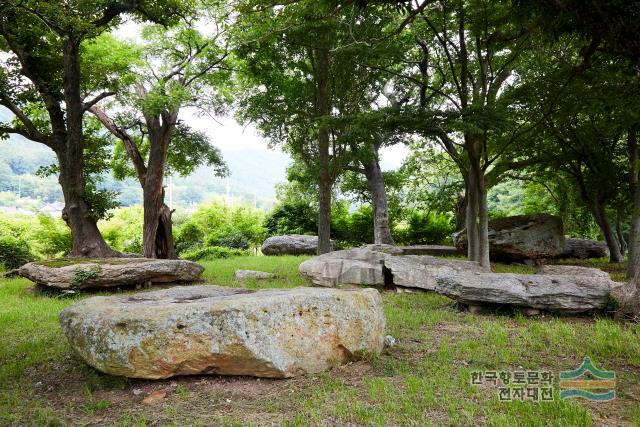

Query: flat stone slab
<box><xmin>435</xmin><ymin>273</ymin><xmax>616</xmax><ymax>313</ymax></box>
<box><xmin>59</xmin><ymin>285</ymin><xmax>385</xmax><ymax>379</ymax></box>
<box><xmin>18</xmin><ymin>258</ymin><xmax>204</xmax><ymax>289</ymax></box>
<box><xmin>234</xmin><ymin>270</ymin><xmax>275</xmax><ymax>280</ymax></box>
<box><xmin>398</xmin><ymin>245</ymin><xmax>463</xmax><ymax>257</ymax></box>
<box><xmin>536</xmin><ymin>265</ymin><xmax>611</xmax><ymax>280</ymax></box>
<box><xmin>557</xmin><ymin>239</ymin><xmax>609</xmax><ymax>259</ymax></box>
<box><xmin>261</xmin><ymin>235</ymin><xmax>330</xmax><ymax>256</ymax></box>
<box><xmin>299</xmin><ymin>244</ymin><xmax>485</xmax><ymax>291</ymax></box>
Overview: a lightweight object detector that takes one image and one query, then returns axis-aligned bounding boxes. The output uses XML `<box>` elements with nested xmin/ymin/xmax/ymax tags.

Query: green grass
<box><xmin>0</xmin><ymin>255</ymin><xmax>638</xmax><ymax>426</ymax></box>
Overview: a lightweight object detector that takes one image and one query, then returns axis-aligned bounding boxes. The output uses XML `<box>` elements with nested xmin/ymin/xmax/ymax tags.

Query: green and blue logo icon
<box><xmin>559</xmin><ymin>357</ymin><xmax>616</xmax><ymax>401</ymax></box>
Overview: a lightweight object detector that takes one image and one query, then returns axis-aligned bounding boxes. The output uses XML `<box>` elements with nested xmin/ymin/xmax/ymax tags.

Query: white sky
<box><xmin>113</xmin><ymin>20</ymin><xmax>408</xmax><ymax>169</ymax></box>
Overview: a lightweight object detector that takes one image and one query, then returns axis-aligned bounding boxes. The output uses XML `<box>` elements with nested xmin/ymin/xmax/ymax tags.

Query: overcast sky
<box><xmin>113</xmin><ymin>19</ymin><xmax>408</xmax><ymax>170</ymax></box>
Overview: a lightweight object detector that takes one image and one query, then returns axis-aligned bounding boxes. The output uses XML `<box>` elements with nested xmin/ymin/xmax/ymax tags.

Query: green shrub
<box><xmin>32</xmin><ymin>215</ymin><xmax>72</xmax><ymax>257</ymax></box>
<box><xmin>0</xmin><ymin>236</ymin><xmax>34</xmax><ymax>269</ymax></box>
<box><xmin>206</xmin><ymin>231</ymin><xmax>250</xmax><ymax>250</ymax></box>
<box><xmin>181</xmin><ymin>246</ymin><xmax>248</xmax><ymax>261</ymax></box>
<box><xmin>395</xmin><ymin>212</ymin><xmax>454</xmax><ymax>246</ymax></box>
<box><xmin>264</xmin><ymin>201</ymin><xmax>317</xmax><ymax>236</ymax></box>
<box><xmin>174</xmin><ymin>221</ymin><xmax>205</xmax><ymax>255</ymax></box>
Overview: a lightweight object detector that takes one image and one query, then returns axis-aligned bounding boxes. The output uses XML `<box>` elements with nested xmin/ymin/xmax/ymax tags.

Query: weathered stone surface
<box><xmin>59</xmin><ymin>285</ymin><xmax>385</xmax><ymax>379</ymax></box>
<box><xmin>435</xmin><ymin>273</ymin><xmax>615</xmax><ymax>313</ymax></box>
<box><xmin>557</xmin><ymin>238</ymin><xmax>609</xmax><ymax>259</ymax></box>
<box><xmin>536</xmin><ymin>265</ymin><xmax>611</xmax><ymax>280</ymax></box>
<box><xmin>261</xmin><ymin>235</ymin><xmax>334</xmax><ymax>256</ymax></box>
<box><xmin>299</xmin><ymin>244</ymin><xmax>484</xmax><ymax>291</ymax></box>
<box><xmin>18</xmin><ymin>258</ymin><xmax>204</xmax><ymax>289</ymax></box>
<box><xmin>384</xmin><ymin>255</ymin><xmax>485</xmax><ymax>291</ymax></box>
<box><xmin>454</xmin><ymin>214</ymin><xmax>565</xmax><ymax>261</ymax></box>
<box><xmin>398</xmin><ymin>245</ymin><xmax>463</xmax><ymax>257</ymax></box>
<box><xmin>234</xmin><ymin>270</ymin><xmax>275</xmax><ymax>280</ymax></box>
<box><xmin>299</xmin><ymin>245</ymin><xmax>394</xmax><ymax>287</ymax></box>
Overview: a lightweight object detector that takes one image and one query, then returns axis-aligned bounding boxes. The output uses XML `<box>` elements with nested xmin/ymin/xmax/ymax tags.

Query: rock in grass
<box><xmin>261</xmin><ymin>234</ymin><xmax>334</xmax><ymax>256</ymax></box>
<box><xmin>59</xmin><ymin>285</ymin><xmax>385</xmax><ymax>379</ymax></box>
<box><xmin>299</xmin><ymin>244</ymin><xmax>484</xmax><ymax>290</ymax></box>
<box><xmin>234</xmin><ymin>270</ymin><xmax>275</xmax><ymax>280</ymax></box>
<box><xmin>18</xmin><ymin>258</ymin><xmax>204</xmax><ymax>289</ymax></box>
<box><xmin>435</xmin><ymin>273</ymin><xmax>616</xmax><ymax>313</ymax></box>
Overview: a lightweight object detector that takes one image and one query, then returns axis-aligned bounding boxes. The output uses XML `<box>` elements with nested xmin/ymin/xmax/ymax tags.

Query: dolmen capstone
<box><xmin>557</xmin><ymin>238</ymin><xmax>609</xmax><ymax>259</ymax></box>
<box><xmin>299</xmin><ymin>244</ymin><xmax>485</xmax><ymax>290</ymax></box>
<box><xmin>59</xmin><ymin>285</ymin><xmax>385</xmax><ymax>379</ymax></box>
<box><xmin>261</xmin><ymin>234</ymin><xmax>335</xmax><ymax>256</ymax></box>
<box><xmin>453</xmin><ymin>214</ymin><xmax>565</xmax><ymax>262</ymax></box>
<box><xmin>18</xmin><ymin>258</ymin><xmax>204</xmax><ymax>289</ymax></box>
<box><xmin>434</xmin><ymin>265</ymin><xmax>620</xmax><ymax>314</ymax></box>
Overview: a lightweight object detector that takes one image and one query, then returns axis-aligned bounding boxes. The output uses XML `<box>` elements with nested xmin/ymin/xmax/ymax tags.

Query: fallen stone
<box><xmin>299</xmin><ymin>244</ymin><xmax>484</xmax><ymax>291</ymax></box>
<box><xmin>384</xmin><ymin>255</ymin><xmax>484</xmax><ymax>291</ymax></box>
<box><xmin>398</xmin><ymin>245</ymin><xmax>463</xmax><ymax>257</ymax></box>
<box><xmin>435</xmin><ymin>273</ymin><xmax>615</xmax><ymax>313</ymax></box>
<box><xmin>18</xmin><ymin>258</ymin><xmax>204</xmax><ymax>290</ymax></box>
<box><xmin>234</xmin><ymin>270</ymin><xmax>275</xmax><ymax>280</ymax></box>
<box><xmin>261</xmin><ymin>235</ymin><xmax>334</xmax><ymax>256</ymax></box>
<box><xmin>454</xmin><ymin>214</ymin><xmax>565</xmax><ymax>262</ymax></box>
<box><xmin>536</xmin><ymin>265</ymin><xmax>611</xmax><ymax>280</ymax></box>
<box><xmin>298</xmin><ymin>245</ymin><xmax>397</xmax><ymax>288</ymax></box>
<box><xmin>59</xmin><ymin>285</ymin><xmax>385</xmax><ymax>379</ymax></box>
<box><xmin>557</xmin><ymin>238</ymin><xmax>609</xmax><ymax>259</ymax></box>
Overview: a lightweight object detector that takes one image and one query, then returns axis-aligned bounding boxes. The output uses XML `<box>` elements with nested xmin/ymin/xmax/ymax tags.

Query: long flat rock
<box><xmin>59</xmin><ymin>285</ymin><xmax>385</xmax><ymax>379</ymax></box>
<box><xmin>18</xmin><ymin>258</ymin><xmax>204</xmax><ymax>289</ymax></box>
<box><xmin>435</xmin><ymin>273</ymin><xmax>616</xmax><ymax>313</ymax></box>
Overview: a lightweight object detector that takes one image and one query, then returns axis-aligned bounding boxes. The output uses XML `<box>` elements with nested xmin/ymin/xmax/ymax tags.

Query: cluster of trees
<box><xmin>1</xmin><ymin>0</ymin><xmax>639</xmax><ymax>313</ymax></box>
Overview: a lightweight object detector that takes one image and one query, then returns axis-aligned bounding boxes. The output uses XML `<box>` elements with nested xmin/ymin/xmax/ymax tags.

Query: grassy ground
<box><xmin>0</xmin><ymin>256</ymin><xmax>639</xmax><ymax>426</ymax></box>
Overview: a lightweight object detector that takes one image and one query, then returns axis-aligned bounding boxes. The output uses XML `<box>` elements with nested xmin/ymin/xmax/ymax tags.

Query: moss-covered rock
<box><xmin>18</xmin><ymin>258</ymin><xmax>204</xmax><ymax>289</ymax></box>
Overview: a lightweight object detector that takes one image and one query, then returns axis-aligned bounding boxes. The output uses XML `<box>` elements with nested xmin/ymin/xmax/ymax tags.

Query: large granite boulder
<box><xmin>299</xmin><ymin>244</ymin><xmax>485</xmax><ymax>291</ymax></box>
<box><xmin>435</xmin><ymin>272</ymin><xmax>617</xmax><ymax>313</ymax></box>
<box><xmin>454</xmin><ymin>214</ymin><xmax>565</xmax><ymax>262</ymax></box>
<box><xmin>557</xmin><ymin>238</ymin><xmax>609</xmax><ymax>259</ymax></box>
<box><xmin>59</xmin><ymin>285</ymin><xmax>385</xmax><ymax>379</ymax></box>
<box><xmin>18</xmin><ymin>258</ymin><xmax>204</xmax><ymax>289</ymax></box>
<box><xmin>261</xmin><ymin>235</ymin><xmax>333</xmax><ymax>256</ymax></box>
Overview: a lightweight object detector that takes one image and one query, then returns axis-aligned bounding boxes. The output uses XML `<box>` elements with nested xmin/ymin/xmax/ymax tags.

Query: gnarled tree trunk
<box><xmin>592</xmin><ymin>197</ymin><xmax>624</xmax><ymax>263</ymax></box>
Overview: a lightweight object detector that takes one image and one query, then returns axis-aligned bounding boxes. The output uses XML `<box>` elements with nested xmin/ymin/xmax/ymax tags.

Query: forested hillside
<box><xmin>0</xmin><ymin>108</ymin><xmax>289</xmax><ymax>209</ymax></box>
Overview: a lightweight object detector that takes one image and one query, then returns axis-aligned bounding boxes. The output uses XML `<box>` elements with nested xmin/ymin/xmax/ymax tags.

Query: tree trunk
<box><xmin>476</xmin><ymin>170</ymin><xmax>491</xmax><ymax>269</ymax></box>
<box><xmin>465</xmin><ymin>172</ymin><xmax>480</xmax><ymax>262</ymax></box>
<box><xmin>455</xmin><ymin>192</ymin><xmax>467</xmax><ymax>231</ymax></box>
<box><xmin>616</xmin><ymin>208</ymin><xmax>627</xmax><ymax>256</ymax></box>
<box><xmin>363</xmin><ymin>154</ymin><xmax>395</xmax><ymax>245</ymax></box>
<box><xmin>592</xmin><ymin>198</ymin><xmax>624</xmax><ymax>263</ymax></box>
<box><xmin>61</xmin><ymin>38</ymin><xmax>117</xmax><ymax>258</ymax></box>
<box><xmin>142</xmin><ymin>123</ymin><xmax>177</xmax><ymax>259</ymax></box>
<box><xmin>315</xmin><ymin>46</ymin><xmax>333</xmax><ymax>255</ymax></box>
<box><xmin>628</xmin><ymin>129</ymin><xmax>640</xmax><ymax>278</ymax></box>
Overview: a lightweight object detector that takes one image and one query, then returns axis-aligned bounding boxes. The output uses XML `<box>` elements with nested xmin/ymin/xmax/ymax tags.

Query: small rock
<box><xmin>468</xmin><ymin>305</ymin><xmax>483</xmax><ymax>314</ymax></box>
<box><xmin>234</xmin><ymin>270</ymin><xmax>275</xmax><ymax>280</ymax></box>
<box><xmin>142</xmin><ymin>389</ymin><xmax>166</xmax><ymax>404</ymax></box>
<box><xmin>132</xmin><ymin>388</ymin><xmax>143</xmax><ymax>396</ymax></box>
<box><xmin>523</xmin><ymin>308</ymin><xmax>541</xmax><ymax>317</ymax></box>
<box><xmin>384</xmin><ymin>335</ymin><xmax>397</xmax><ymax>348</ymax></box>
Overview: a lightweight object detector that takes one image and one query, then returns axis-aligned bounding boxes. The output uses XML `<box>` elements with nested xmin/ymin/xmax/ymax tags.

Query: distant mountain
<box><xmin>0</xmin><ymin>108</ymin><xmax>290</xmax><ymax>210</ymax></box>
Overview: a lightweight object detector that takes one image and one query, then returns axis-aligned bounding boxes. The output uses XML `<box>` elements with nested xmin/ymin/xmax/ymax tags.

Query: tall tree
<box><xmin>233</xmin><ymin>1</ymin><xmax>390</xmax><ymax>253</ymax></box>
<box><xmin>91</xmin><ymin>22</ymin><xmax>230</xmax><ymax>258</ymax></box>
<box><xmin>0</xmin><ymin>0</ymin><xmax>184</xmax><ymax>257</ymax></box>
